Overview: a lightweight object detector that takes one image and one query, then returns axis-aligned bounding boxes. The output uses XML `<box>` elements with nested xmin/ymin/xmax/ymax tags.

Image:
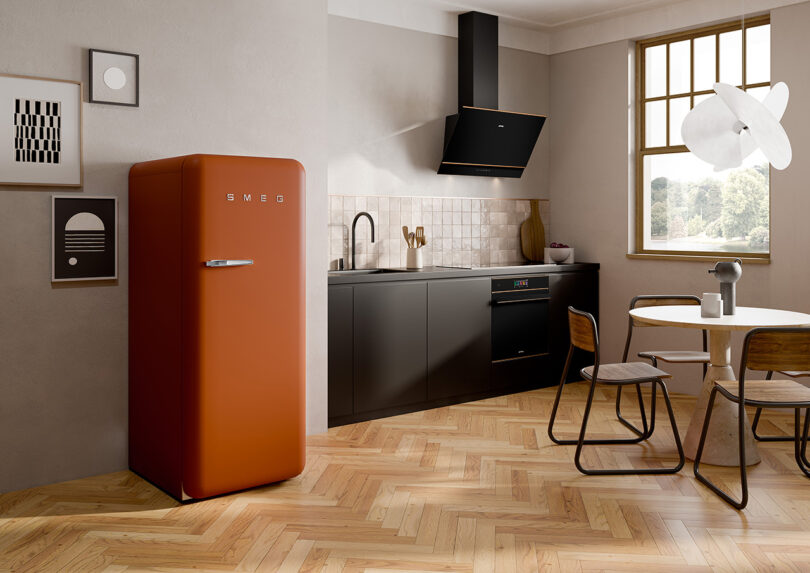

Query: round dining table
<box><xmin>628</xmin><ymin>305</ymin><xmax>810</xmax><ymax>466</ymax></box>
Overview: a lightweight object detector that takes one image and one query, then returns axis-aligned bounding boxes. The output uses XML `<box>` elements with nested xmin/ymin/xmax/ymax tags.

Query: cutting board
<box><xmin>520</xmin><ymin>200</ymin><xmax>545</xmax><ymax>262</ymax></box>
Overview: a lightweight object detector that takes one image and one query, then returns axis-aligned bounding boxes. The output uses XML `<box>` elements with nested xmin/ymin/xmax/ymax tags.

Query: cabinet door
<box><xmin>355</xmin><ymin>282</ymin><xmax>428</xmax><ymax>413</ymax></box>
<box><xmin>427</xmin><ymin>278</ymin><xmax>491</xmax><ymax>400</ymax></box>
<box><xmin>550</xmin><ymin>271</ymin><xmax>599</xmax><ymax>382</ymax></box>
<box><xmin>328</xmin><ymin>286</ymin><xmax>354</xmax><ymax>419</ymax></box>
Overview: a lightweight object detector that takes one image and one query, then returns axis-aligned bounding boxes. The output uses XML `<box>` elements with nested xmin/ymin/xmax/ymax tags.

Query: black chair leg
<box><xmin>616</xmin><ymin>355</ymin><xmax>662</xmax><ymax>440</ymax></box>
<box><xmin>693</xmin><ymin>387</ymin><xmax>748</xmax><ymax>510</ymax></box>
<box><xmin>656</xmin><ymin>380</ymin><xmax>685</xmax><ymax>472</ymax></box>
<box><xmin>794</xmin><ymin>408</ymin><xmax>810</xmax><ymax>478</ymax></box>
<box><xmin>802</xmin><ymin>408</ymin><xmax>810</xmax><ymax>468</ymax></box>
<box><xmin>549</xmin><ymin>347</ymin><xmax>648</xmax><ymax>446</ymax></box>
<box><xmin>751</xmin><ymin>372</ymin><xmax>792</xmax><ymax>442</ymax></box>
<box><xmin>574</xmin><ymin>379</ymin><xmax>683</xmax><ymax>476</ymax></box>
<box><xmin>647</xmin><ymin>357</ymin><xmax>659</xmax><ymax>438</ymax></box>
<box><xmin>615</xmin><ymin>383</ymin><xmax>653</xmax><ymax>439</ymax></box>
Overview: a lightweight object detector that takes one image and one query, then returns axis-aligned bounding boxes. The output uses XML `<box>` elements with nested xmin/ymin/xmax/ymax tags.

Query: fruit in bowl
<box><xmin>548</xmin><ymin>242</ymin><xmax>572</xmax><ymax>263</ymax></box>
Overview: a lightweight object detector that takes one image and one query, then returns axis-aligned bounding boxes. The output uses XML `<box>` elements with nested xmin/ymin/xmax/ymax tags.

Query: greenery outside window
<box><xmin>635</xmin><ymin>16</ymin><xmax>771</xmax><ymax>259</ymax></box>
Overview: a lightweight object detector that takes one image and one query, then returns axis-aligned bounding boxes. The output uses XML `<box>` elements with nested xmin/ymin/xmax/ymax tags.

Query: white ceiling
<box><xmin>426</xmin><ymin>0</ymin><xmax>691</xmax><ymax>30</ymax></box>
<box><xmin>328</xmin><ymin>0</ymin><xmax>805</xmax><ymax>54</ymax></box>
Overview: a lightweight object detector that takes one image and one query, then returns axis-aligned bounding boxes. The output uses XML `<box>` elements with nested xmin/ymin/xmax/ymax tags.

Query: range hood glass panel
<box><xmin>441</xmin><ymin>108</ymin><xmax>545</xmax><ymax>168</ymax></box>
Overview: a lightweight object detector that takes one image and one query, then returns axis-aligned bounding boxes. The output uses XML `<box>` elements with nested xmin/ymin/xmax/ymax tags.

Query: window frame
<box><xmin>634</xmin><ymin>15</ymin><xmax>771</xmax><ymax>260</ymax></box>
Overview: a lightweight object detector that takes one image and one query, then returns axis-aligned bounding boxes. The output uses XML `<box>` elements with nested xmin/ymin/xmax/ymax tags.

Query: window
<box><xmin>636</xmin><ymin>17</ymin><xmax>771</xmax><ymax>258</ymax></box>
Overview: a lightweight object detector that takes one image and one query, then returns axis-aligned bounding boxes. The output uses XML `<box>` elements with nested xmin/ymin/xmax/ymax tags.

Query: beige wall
<box><xmin>549</xmin><ymin>1</ymin><xmax>810</xmax><ymax>393</ymax></box>
<box><xmin>0</xmin><ymin>0</ymin><xmax>329</xmax><ymax>493</ymax></box>
<box><xmin>328</xmin><ymin>15</ymin><xmax>550</xmax><ymax>200</ymax></box>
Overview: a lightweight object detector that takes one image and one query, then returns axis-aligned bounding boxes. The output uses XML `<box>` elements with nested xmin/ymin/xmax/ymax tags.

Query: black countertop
<box><xmin>327</xmin><ymin>262</ymin><xmax>599</xmax><ymax>284</ymax></box>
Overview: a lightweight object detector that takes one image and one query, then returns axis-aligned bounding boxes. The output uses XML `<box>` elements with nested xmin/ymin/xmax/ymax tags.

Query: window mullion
<box><xmin>690</xmin><ymin>37</ymin><xmax>695</xmax><ymax>108</ymax></box>
<box><xmin>742</xmin><ymin>20</ymin><xmax>748</xmax><ymax>89</ymax></box>
<box><xmin>715</xmin><ymin>33</ymin><xmax>720</xmax><ymax>84</ymax></box>
<box><xmin>665</xmin><ymin>43</ymin><xmax>670</xmax><ymax>146</ymax></box>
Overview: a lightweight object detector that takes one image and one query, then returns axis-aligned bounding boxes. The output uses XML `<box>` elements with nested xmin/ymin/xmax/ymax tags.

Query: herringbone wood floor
<box><xmin>2</xmin><ymin>383</ymin><xmax>810</xmax><ymax>572</ymax></box>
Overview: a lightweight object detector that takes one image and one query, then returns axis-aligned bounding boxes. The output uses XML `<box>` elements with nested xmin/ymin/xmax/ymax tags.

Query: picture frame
<box><xmin>89</xmin><ymin>49</ymin><xmax>139</xmax><ymax>107</ymax></box>
<box><xmin>52</xmin><ymin>195</ymin><xmax>118</xmax><ymax>282</ymax></box>
<box><xmin>0</xmin><ymin>73</ymin><xmax>83</xmax><ymax>187</ymax></box>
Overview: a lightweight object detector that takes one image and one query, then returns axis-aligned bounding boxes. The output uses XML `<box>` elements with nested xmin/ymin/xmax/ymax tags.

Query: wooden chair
<box><xmin>694</xmin><ymin>328</ymin><xmax>810</xmax><ymax>510</ymax></box>
<box><xmin>547</xmin><ymin>307</ymin><xmax>685</xmax><ymax>475</ymax></box>
<box><xmin>616</xmin><ymin>295</ymin><xmax>709</xmax><ymax>439</ymax></box>
<box><xmin>752</xmin><ymin>370</ymin><xmax>810</xmax><ymax>441</ymax></box>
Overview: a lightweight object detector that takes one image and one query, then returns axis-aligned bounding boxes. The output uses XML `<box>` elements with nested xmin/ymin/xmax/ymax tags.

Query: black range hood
<box><xmin>438</xmin><ymin>12</ymin><xmax>546</xmax><ymax>178</ymax></box>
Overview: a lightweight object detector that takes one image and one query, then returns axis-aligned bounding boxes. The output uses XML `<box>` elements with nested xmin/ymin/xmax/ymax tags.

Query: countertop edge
<box><xmin>327</xmin><ymin>263</ymin><xmax>600</xmax><ymax>284</ymax></box>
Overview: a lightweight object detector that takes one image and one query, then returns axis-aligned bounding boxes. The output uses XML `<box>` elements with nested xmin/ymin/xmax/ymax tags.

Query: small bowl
<box><xmin>548</xmin><ymin>247</ymin><xmax>571</xmax><ymax>263</ymax></box>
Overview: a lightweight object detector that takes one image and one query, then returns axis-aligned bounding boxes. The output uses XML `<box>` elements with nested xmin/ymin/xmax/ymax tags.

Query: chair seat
<box><xmin>582</xmin><ymin>361</ymin><xmax>671</xmax><ymax>384</ymax></box>
<box><xmin>716</xmin><ymin>379</ymin><xmax>810</xmax><ymax>406</ymax></box>
<box><xmin>638</xmin><ymin>350</ymin><xmax>710</xmax><ymax>363</ymax></box>
<box><xmin>781</xmin><ymin>371</ymin><xmax>810</xmax><ymax>378</ymax></box>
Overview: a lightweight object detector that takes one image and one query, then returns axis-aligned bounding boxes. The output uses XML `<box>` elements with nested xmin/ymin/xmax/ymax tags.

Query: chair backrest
<box><xmin>630</xmin><ymin>295</ymin><xmax>701</xmax><ymax>326</ymax></box>
<box><xmin>622</xmin><ymin>294</ymin><xmax>705</xmax><ymax>362</ymax></box>
<box><xmin>741</xmin><ymin>328</ymin><xmax>810</xmax><ymax>378</ymax></box>
<box><xmin>568</xmin><ymin>306</ymin><xmax>598</xmax><ymax>354</ymax></box>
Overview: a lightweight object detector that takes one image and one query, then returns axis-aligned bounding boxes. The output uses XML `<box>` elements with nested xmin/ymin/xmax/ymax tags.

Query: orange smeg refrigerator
<box><xmin>128</xmin><ymin>154</ymin><xmax>305</xmax><ymax>501</ymax></box>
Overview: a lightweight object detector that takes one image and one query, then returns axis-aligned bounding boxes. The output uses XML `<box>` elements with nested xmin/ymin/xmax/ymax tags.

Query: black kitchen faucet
<box><xmin>351</xmin><ymin>211</ymin><xmax>375</xmax><ymax>270</ymax></box>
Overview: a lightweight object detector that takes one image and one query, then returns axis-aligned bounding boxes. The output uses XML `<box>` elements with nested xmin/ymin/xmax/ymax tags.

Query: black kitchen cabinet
<box><xmin>354</xmin><ymin>282</ymin><xmax>428</xmax><ymax>413</ymax></box>
<box><xmin>549</xmin><ymin>270</ymin><xmax>599</xmax><ymax>382</ymax></box>
<box><xmin>427</xmin><ymin>278</ymin><xmax>491</xmax><ymax>400</ymax></box>
<box><xmin>328</xmin><ymin>286</ymin><xmax>354</xmax><ymax>418</ymax></box>
<box><xmin>328</xmin><ymin>264</ymin><xmax>599</xmax><ymax>426</ymax></box>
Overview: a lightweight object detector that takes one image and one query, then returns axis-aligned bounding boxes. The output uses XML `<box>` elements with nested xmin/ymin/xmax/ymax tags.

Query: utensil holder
<box><xmin>406</xmin><ymin>248</ymin><xmax>423</xmax><ymax>269</ymax></box>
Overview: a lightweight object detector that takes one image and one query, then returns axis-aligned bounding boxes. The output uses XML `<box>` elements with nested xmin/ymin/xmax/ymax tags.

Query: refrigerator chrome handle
<box><xmin>204</xmin><ymin>259</ymin><xmax>254</xmax><ymax>268</ymax></box>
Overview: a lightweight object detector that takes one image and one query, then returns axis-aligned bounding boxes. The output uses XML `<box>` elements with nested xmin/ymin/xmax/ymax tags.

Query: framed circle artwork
<box><xmin>89</xmin><ymin>49</ymin><xmax>139</xmax><ymax>107</ymax></box>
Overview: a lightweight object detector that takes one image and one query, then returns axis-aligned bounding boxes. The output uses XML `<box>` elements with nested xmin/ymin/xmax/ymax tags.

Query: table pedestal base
<box><xmin>683</xmin><ymin>330</ymin><xmax>760</xmax><ymax>466</ymax></box>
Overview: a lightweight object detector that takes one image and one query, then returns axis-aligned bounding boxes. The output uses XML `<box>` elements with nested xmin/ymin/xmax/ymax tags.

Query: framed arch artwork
<box><xmin>52</xmin><ymin>195</ymin><xmax>117</xmax><ymax>282</ymax></box>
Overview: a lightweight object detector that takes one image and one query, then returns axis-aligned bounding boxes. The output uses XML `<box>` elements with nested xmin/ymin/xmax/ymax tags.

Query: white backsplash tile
<box><xmin>328</xmin><ymin>195</ymin><xmax>551</xmax><ymax>270</ymax></box>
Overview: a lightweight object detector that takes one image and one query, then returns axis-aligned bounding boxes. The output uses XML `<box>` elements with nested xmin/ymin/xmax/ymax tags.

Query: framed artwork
<box><xmin>52</xmin><ymin>196</ymin><xmax>118</xmax><ymax>282</ymax></box>
<box><xmin>89</xmin><ymin>49</ymin><xmax>139</xmax><ymax>107</ymax></box>
<box><xmin>0</xmin><ymin>73</ymin><xmax>83</xmax><ymax>187</ymax></box>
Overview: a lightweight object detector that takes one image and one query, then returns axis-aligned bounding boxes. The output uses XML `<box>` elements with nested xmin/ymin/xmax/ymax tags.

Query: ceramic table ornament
<box><xmin>708</xmin><ymin>258</ymin><xmax>742</xmax><ymax>315</ymax></box>
<box><xmin>701</xmin><ymin>292</ymin><xmax>722</xmax><ymax>318</ymax></box>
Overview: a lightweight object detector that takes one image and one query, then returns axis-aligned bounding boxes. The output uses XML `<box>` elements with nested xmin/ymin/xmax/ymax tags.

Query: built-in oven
<box><xmin>491</xmin><ymin>275</ymin><xmax>550</xmax><ymax>363</ymax></box>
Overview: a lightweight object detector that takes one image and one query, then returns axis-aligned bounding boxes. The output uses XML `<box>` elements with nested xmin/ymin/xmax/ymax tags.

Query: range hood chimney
<box><xmin>438</xmin><ymin>11</ymin><xmax>546</xmax><ymax>178</ymax></box>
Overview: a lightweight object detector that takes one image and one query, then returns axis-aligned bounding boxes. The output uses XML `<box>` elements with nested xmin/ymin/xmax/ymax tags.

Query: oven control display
<box><xmin>513</xmin><ymin>279</ymin><xmax>529</xmax><ymax>289</ymax></box>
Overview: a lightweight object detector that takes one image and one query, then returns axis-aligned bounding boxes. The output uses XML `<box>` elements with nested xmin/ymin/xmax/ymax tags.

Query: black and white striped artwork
<box><xmin>14</xmin><ymin>98</ymin><xmax>61</xmax><ymax>164</ymax></box>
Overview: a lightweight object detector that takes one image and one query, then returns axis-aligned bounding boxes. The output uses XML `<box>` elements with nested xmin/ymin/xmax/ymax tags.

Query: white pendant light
<box><xmin>681</xmin><ymin>81</ymin><xmax>792</xmax><ymax>171</ymax></box>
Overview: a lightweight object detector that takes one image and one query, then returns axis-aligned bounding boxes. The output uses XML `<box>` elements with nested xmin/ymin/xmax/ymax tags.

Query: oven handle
<box><xmin>491</xmin><ymin>296</ymin><xmax>550</xmax><ymax>305</ymax></box>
